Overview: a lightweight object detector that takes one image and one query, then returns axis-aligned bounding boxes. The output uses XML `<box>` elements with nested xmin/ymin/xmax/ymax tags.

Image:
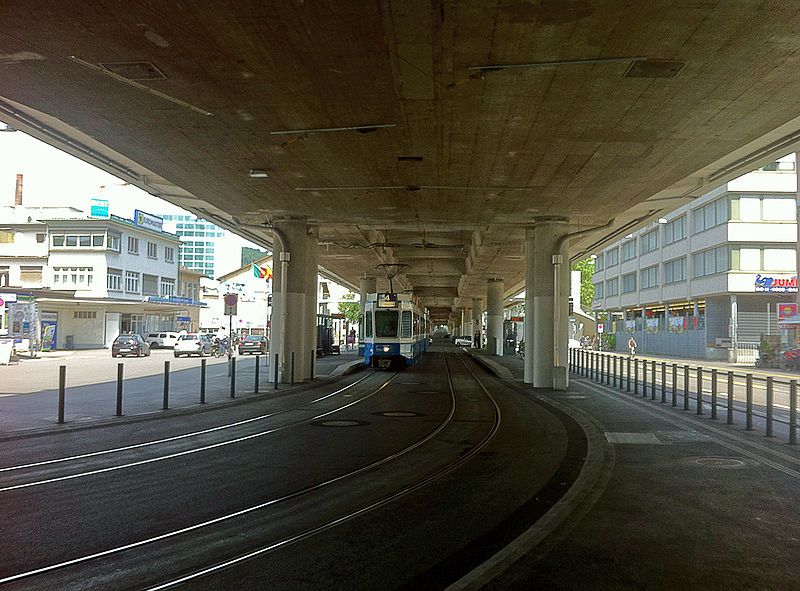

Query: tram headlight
<box><xmin>382</xmin><ymin>346</ymin><xmax>391</xmax><ymax>353</ymax></box>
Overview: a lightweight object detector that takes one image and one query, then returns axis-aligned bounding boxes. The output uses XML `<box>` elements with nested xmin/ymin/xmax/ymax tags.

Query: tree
<box><xmin>338</xmin><ymin>293</ymin><xmax>361</xmax><ymax>324</ymax></box>
<box><xmin>571</xmin><ymin>258</ymin><xmax>595</xmax><ymax>312</ymax></box>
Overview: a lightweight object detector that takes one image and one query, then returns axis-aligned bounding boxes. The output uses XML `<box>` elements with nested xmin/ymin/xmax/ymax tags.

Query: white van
<box><xmin>146</xmin><ymin>332</ymin><xmax>180</xmax><ymax>349</ymax></box>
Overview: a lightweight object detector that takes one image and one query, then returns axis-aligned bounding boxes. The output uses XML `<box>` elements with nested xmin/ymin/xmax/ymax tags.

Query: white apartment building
<box><xmin>591</xmin><ymin>156</ymin><xmax>798</xmax><ymax>360</ymax></box>
<box><xmin>0</xmin><ymin>206</ymin><xmax>203</xmax><ymax>349</ymax></box>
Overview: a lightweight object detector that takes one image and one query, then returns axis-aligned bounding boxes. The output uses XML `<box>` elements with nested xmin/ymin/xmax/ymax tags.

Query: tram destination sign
<box><xmin>754</xmin><ymin>274</ymin><xmax>798</xmax><ymax>293</ymax></box>
<box><xmin>377</xmin><ymin>293</ymin><xmax>398</xmax><ymax>308</ymax></box>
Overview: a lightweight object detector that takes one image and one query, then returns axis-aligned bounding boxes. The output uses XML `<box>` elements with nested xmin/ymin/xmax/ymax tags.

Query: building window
<box><xmin>693</xmin><ymin>246</ymin><xmax>729</xmax><ymax>278</ymax></box>
<box><xmin>594</xmin><ymin>281</ymin><xmax>603</xmax><ymax>299</ymax></box>
<box><xmin>0</xmin><ymin>266</ymin><xmax>8</xmax><ymax>286</ymax></box>
<box><xmin>92</xmin><ymin>234</ymin><xmax>104</xmax><ymax>247</ymax></box>
<box><xmin>36</xmin><ymin>233</ymin><xmax>46</xmax><ymax>243</ymax></box>
<box><xmin>622</xmin><ymin>272</ymin><xmax>637</xmax><ymax>294</ymax></box>
<box><xmin>605</xmin><ymin>277</ymin><xmax>619</xmax><ymax>296</ymax></box>
<box><xmin>593</xmin><ymin>253</ymin><xmax>604</xmax><ymax>272</ymax></box>
<box><xmin>664</xmin><ymin>216</ymin><xmax>686</xmax><ymax>245</ymax></box>
<box><xmin>763</xmin><ymin>248</ymin><xmax>796</xmax><ymax>271</ymax></box>
<box><xmin>20</xmin><ymin>265</ymin><xmax>43</xmax><ymax>285</ymax></box>
<box><xmin>51</xmin><ymin>235</ymin><xmax>65</xmax><ymax>247</ymax></box>
<box><xmin>621</xmin><ymin>240</ymin><xmax>637</xmax><ymax>262</ymax></box>
<box><xmin>52</xmin><ymin>267</ymin><xmax>93</xmax><ymax>288</ymax></box>
<box><xmin>640</xmin><ymin>265</ymin><xmax>659</xmax><ymax>289</ymax></box>
<box><xmin>0</xmin><ymin>230</ymin><xmax>13</xmax><ymax>243</ymax></box>
<box><xmin>127</xmin><ymin>236</ymin><xmax>139</xmax><ymax>254</ymax></box>
<box><xmin>164</xmin><ymin>246</ymin><xmax>174</xmax><ymax>263</ymax></box>
<box><xmin>73</xmin><ymin>311</ymin><xmax>97</xmax><ymax>319</ymax></box>
<box><xmin>107</xmin><ymin>269</ymin><xmax>122</xmax><ymax>291</ymax></box>
<box><xmin>693</xmin><ymin>198</ymin><xmax>729</xmax><ymax>233</ymax></box>
<box><xmin>762</xmin><ymin>197</ymin><xmax>796</xmax><ymax>221</ymax></box>
<box><xmin>160</xmin><ymin>278</ymin><xmax>175</xmax><ymax>297</ymax></box>
<box><xmin>147</xmin><ymin>241</ymin><xmax>158</xmax><ymax>259</ymax></box>
<box><xmin>606</xmin><ymin>247</ymin><xmax>619</xmax><ymax>268</ymax></box>
<box><xmin>665</xmin><ymin>257</ymin><xmax>687</xmax><ymax>284</ymax></box>
<box><xmin>731</xmin><ymin>195</ymin><xmax>796</xmax><ymax>222</ymax></box>
<box><xmin>641</xmin><ymin>229</ymin><xmax>658</xmax><ymax>254</ymax></box>
<box><xmin>125</xmin><ymin>271</ymin><xmax>140</xmax><ymax>293</ymax></box>
<box><xmin>142</xmin><ymin>274</ymin><xmax>159</xmax><ymax>296</ymax></box>
<box><xmin>108</xmin><ymin>234</ymin><xmax>121</xmax><ymax>252</ymax></box>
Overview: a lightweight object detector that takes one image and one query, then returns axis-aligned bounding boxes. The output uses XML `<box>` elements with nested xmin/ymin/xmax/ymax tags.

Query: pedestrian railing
<box><xmin>568</xmin><ymin>348</ymin><xmax>798</xmax><ymax>445</ymax></box>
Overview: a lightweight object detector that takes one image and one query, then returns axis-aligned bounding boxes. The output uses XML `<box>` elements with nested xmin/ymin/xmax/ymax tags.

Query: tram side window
<box><xmin>401</xmin><ymin>311</ymin><xmax>413</xmax><ymax>338</ymax></box>
<box><xmin>366</xmin><ymin>312</ymin><xmax>373</xmax><ymax>338</ymax></box>
<box><xmin>375</xmin><ymin>310</ymin><xmax>398</xmax><ymax>337</ymax></box>
<box><xmin>359</xmin><ymin>314</ymin><xmax>364</xmax><ymax>339</ymax></box>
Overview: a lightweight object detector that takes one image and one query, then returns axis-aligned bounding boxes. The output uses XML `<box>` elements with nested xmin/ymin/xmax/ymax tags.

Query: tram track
<box><xmin>0</xmin><ymin>370</ymin><xmax>394</xmax><ymax>491</ymax></box>
<box><xmin>0</xmin><ymin>345</ymin><xmax>502</xmax><ymax>590</ymax></box>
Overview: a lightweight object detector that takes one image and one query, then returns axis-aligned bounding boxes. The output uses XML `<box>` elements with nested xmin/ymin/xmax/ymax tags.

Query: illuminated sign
<box><xmin>377</xmin><ymin>293</ymin><xmax>398</xmax><ymax>308</ymax></box>
<box><xmin>755</xmin><ymin>274</ymin><xmax>798</xmax><ymax>293</ymax></box>
<box><xmin>89</xmin><ymin>198</ymin><xmax>110</xmax><ymax>219</ymax></box>
<box><xmin>778</xmin><ymin>303</ymin><xmax>798</xmax><ymax>320</ymax></box>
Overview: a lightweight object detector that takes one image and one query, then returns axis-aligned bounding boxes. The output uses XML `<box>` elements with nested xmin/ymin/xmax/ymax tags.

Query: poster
<box><xmin>41</xmin><ymin>311</ymin><xmax>58</xmax><ymax>351</ymax></box>
<box><xmin>669</xmin><ymin>316</ymin><xmax>685</xmax><ymax>333</ymax></box>
<box><xmin>645</xmin><ymin>318</ymin><xmax>660</xmax><ymax>333</ymax></box>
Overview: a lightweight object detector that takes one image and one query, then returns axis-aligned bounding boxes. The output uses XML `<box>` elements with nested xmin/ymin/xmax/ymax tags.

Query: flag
<box><xmin>252</xmin><ymin>263</ymin><xmax>273</xmax><ymax>280</ymax></box>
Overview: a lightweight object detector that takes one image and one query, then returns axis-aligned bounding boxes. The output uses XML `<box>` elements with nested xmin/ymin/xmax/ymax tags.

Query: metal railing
<box><xmin>568</xmin><ymin>348</ymin><xmax>798</xmax><ymax>445</ymax></box>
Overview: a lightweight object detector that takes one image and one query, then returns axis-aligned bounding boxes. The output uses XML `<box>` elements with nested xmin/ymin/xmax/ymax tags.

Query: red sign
<box><xmin>778</xmin><ymin>303</ymin><xmax>798</xmax><ymax>320</ymax></box>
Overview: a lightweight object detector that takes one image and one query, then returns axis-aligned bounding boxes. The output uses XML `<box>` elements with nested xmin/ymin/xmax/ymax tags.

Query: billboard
<box><xmin>89</xmin><ymin>198</ymin><xmax>110</xmax><ymax>219</ymax></box>
<box><xmin>133</xmin><ymin>209</ymin><xmax>164</xmax><ymax>232</ymax></box>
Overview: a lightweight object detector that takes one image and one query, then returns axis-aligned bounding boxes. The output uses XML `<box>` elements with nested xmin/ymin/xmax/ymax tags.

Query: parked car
<box><xmin>112</xmin><ymin>334</ymin><xmax>151</xmax><ymax>357</ymax></box>
<box><xmin>146</xmin><ymin>332</ymin><xmax>180</xmax><ymax>349</ymax></box>
<box><xmin>454</xmin><ymin>335</ymin><xmax>473</xmax><ymax>347</ymax></box>
<box><xmin>174</xmin><ymin>333</ymin><xmax>215</xmax><ymax>357</ymax></box>
<box><xmin>238</xmin><ymin>334</ymin><xmax>268</xmax><ymax>355</ymax></box>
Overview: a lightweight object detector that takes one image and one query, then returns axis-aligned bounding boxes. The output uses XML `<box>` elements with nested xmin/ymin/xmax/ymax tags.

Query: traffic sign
<box><xmin>224</xmin><ymin>293</ymin><xmax>238</xmax><ymax>316</ymax></box>
<box><xmin>597</xmin><ymin>323</ymin><xmax>604</xmax><ymax>333</ymax></box>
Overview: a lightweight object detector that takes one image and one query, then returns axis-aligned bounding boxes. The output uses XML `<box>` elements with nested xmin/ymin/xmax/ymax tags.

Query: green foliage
<box><xmin>571</xmin><ymin>258</ymin><xmax>595</xmax><ymax>312</ymax></box>
<box><xmin>338</xmin><ymin>301</ymin><xmax>361</xmax><ymax>324</ymax></box>
<box><xmin>602</xmin><ymin>334</ymin><xmax>616</xmax><ymax>351</ymax></box>
<box><xmin>241</xmin><ymin>246</ymin><xmax>268</xmax><ymax>267</ymax></box>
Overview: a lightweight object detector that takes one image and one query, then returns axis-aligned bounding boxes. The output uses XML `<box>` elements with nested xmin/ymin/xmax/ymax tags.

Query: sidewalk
<box><xmin>460</xmin><ymin>349</ymin><xmax>800</xmax><ymax>590</ymax></box>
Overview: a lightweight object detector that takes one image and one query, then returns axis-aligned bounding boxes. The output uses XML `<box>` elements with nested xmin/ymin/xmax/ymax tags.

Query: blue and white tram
<box><xmin>363</xmin><ymin>292</ymin><xmax>429</xmax><ymax>369</ymax></box>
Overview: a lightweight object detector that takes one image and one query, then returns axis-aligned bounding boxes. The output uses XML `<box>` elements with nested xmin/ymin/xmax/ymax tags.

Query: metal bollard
<box><xmin>200</xmin><ymin>358</ymin><xmax>207</xmax><ymax>404</ymax></box>
<box><xmin>254</xmin><ymin>355</ymin><xmax>260</xmax><ymax>394</ymax></box>
<box><xmin>672</xmin><ymin>363</ymin><xmax>678</xmax><ymax>407</ymax></box>
<box><xmin>57</xmin><ymin>365</ymin><xmax>66</xmax><ymax>424</ymax></box>
<box><xmin>634</xmin><ymin>358</ymin><xmax>639</xmax><ymax>395</ymax></box>
<box><xmin>640</xmin><ymin>359</ymin><xmax>646</xmax><ymax>397</ymax></box>
<box><xmin>606</xmin><ymin>355</ymin><xmax>611</xmax><ymax>385</ymax></box>
<box><xmin>650</xmin><ymin>360</ymin><xmax>656</xmax><ymax>400</ymax></box>
<box><xmin>746</xmin><ymin>373</ymin><xmax>754</xmax><ymax>430</ymax></box>
<box><xmin>116</xmin><ymin>363</ymin><xmax>124</xmax><ymax>417</ymax></box>
<box><xmin>661</xmin><ymin>362</ymin><xmax>667</xmax><ymax>403</ymax></box>
<box><xmin>683</xmin><ymin>366</ymin><xmax>690</xmax><ymax>411</ymax></box>
<box><xmin>311</xmin><ymin>350</ymin><xmax>316</xmax><ymax>379</ymax></box>
<box><xmin>613</xmin><ymin>355</ymin><xmax>617</xmax><ymax>388</ymax></box>
<box><xmin>727</xmin><ymin>371</ymin><xmax>735</xmax><ymax>425</ymax></box>
<box><xmin>696</xmin><ymin>367</ymin><xmax>703</xmax><ymax>415</ymax></box>
<box><xmin>274</xmin><ymin>353</ymin><xmax>279</xmax><ymax>389</ymax></box>
<box><xmin>626</xmin><ymin>357</ymin><xmax>631</xmax><ymax>392</ymax></box>
<box><xmin>163</xmin><ymin>361</ymin><xmax>170</xmax><ymax>411</ymax></box>
<box><xmin>230</xmin><ymin>357</ymin><xmax>236</xmax><ymax>398</ymax></box>
<box><xmin>790</xmin><ymin>380</ymin><xmax>797</xmax><ymax>445</ymax></box>
<box><xmin>765</xmin><ymin>376</ymin><xmax>774</xmax><ymax>437</ymax></box>
<box><xmin>291</xmin><ymin>351</ymin><xmax>295</xmax><ymax>385</ymax></box>
<box><xmin>710</xmin><ymin>369</ymin><xmax>717</xmax><ymax>419</ymax></box>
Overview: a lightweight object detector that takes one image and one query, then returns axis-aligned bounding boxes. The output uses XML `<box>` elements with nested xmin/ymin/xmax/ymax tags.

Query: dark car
<box><xmin>112</xmin><ymin>334</ymin><xmax>151</xmax><ymax>357</ymax></box>
<box><xmin>238</xmin><ymin>334</ymin><xmax>268</xmax><ymax>355</ymax></box>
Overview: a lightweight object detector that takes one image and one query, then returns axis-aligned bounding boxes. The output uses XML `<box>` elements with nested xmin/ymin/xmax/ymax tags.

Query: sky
<box><xmin>0</xmin><ymin>128</ymin><xmax>189</xmax><ymax>219</ymax></box>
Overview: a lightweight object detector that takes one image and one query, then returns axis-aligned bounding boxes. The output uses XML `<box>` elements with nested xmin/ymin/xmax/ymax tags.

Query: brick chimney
<box><xmin>14</xmin><ymin>173</ymin><xmax>23</xmax><ymax>206</ymax></box>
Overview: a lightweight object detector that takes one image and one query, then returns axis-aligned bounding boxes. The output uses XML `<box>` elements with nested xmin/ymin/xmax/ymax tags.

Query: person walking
<box><xmin>627</xmin><ymin>336</ymin><xmax>638</xmax><ymax>357</ymax></box>
<box><xmin>346</xmin><ymin>328</ymin><xmax>356</xmax><ymax>351</ymax></box>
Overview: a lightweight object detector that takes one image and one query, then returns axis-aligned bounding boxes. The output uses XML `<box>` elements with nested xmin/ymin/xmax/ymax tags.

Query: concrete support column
<box><xmin>463</xmin><ymin>307</ymin><xmax>473</xmax><ymax>341</ymax></box>
<box><xmin>487</xmin><ymin>278</ymin><xmax>504</xmax><ymax>355</ymax></box>
<box><xmin>272</xmin><ymin>218</ymin><xmax>314</xmax><ymax>384</ymax></box>
<box><xmin>524</xmin><ymin>218</ymin><xmax>570</xmax><ymax>389</ymax></box>
<box><xmin>304</xmin><ymin>226</ymin><xmax>319</xmax><ymax>380</ymax></box>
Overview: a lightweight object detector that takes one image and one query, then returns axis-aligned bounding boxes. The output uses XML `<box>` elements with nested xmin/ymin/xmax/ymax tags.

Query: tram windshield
<box><xmin>375</xmin><ymin>310</ymin><xmax>399</xmax><ymax>337</ymax></box>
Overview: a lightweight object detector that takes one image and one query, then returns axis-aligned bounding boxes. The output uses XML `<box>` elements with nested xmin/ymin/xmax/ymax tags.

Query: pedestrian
<box><xmin>627</xmin><ymin>336</ymin><xmax>637</xmax><ymax>357</ymax></box>
<box><xmin>346</xmin><ymin>328</ymin><xmax>356</xmax><ymax>351</ymax></box>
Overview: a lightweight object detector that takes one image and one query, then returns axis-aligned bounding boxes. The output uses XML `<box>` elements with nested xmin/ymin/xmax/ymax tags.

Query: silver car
<box><xmin>174</xmin><ymin>333</ymin><xmax>214</xmax><ymax>357</ymax></box>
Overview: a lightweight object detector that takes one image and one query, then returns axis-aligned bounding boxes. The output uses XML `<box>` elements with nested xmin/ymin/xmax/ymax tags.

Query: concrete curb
<box><xmin>330</xmin><ymin>359</ymin><xmax>364</xmax><ymax>376</ymax></box>
<box><xmin>465</xmin><ymin>350</ymin><xmax>517</xmax><ymax>381</ymax></box>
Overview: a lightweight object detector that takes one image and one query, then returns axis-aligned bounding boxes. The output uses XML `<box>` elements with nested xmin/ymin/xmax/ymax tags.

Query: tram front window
<box><xmin>375</xmin><ymin>310</ymin><xmax>399</xmax><ymax>337</ymax></box>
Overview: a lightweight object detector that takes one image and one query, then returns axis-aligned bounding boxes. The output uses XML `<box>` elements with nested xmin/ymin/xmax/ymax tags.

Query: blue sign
<box><xmin>89</xmin><ymin>198</ymin><xmax>110</xmax><ymax>219</ymax></box>
<box><xmin>147</xmin><ymin>296</ymin><xmax>194</xmax><ymax>305</ymax></box>
<box><xmin>755</xmin><ymin>274</ymin><xmax>798</xmax><ymax>293</ymax></box>
<box><xmin>177</xmin><ymin>316</ymin><xmax>191</xmax><ymax>322</ymax></box>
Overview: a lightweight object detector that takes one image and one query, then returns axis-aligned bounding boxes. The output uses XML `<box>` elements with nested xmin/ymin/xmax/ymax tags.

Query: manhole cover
<box><xmin>312</xmin><ymin>420</ymin><xmax>369</xmax><ymax>427</ymax></box>
<box><xmin>375</xmin><ymin>411</ymin><xmax>423</xmax><ymax>418</ymax></box>
<box><xmin>693</xmin><ymin>457</ymin><xmax>746</xmax><ymax>468</ymax></box>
